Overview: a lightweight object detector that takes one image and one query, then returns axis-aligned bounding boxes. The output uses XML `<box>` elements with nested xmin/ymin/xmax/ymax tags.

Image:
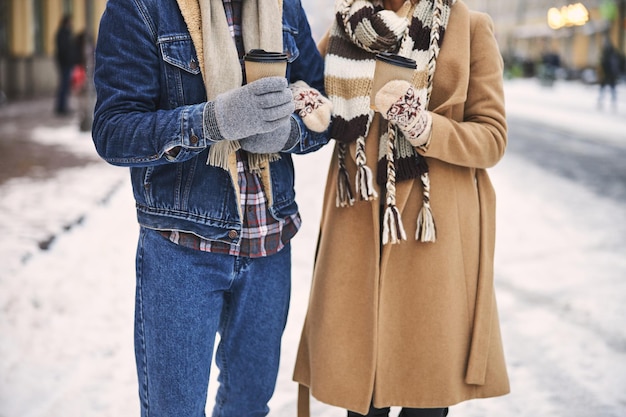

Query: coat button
<box><xmin>190</xmin><ymin>134</ymin><xmax>199</xmax><ymax>144</ymax></box>
<box><xmin>190</xmin><ymin>59</ymin><xmax>198</xmax><ymax>70</ymax></box>
<box><xmin>228</xmin><ymin>230</ymin><xmax>239</xmax><ymax>239</ymax></box>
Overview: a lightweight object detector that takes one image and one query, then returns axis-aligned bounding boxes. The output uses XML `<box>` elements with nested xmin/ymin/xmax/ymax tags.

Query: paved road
<box><xmin>507</xmin><ymin>115</ymin><xmax>626</xmax><ymax>203</ymax></box>
<box><xmin>0</xmin><ymin>97</ymin><xmax>99</xmax><ymax>186</ymax></box>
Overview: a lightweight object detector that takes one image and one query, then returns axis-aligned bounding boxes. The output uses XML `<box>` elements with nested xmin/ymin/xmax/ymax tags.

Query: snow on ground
<box><xmin>1</xmin><ymin>78</ymin><xmax>625</xmax><ymax>417</ymax></box>
<box><xmin>504</xmin><ymin>78</ymin><xmax>626</xmax><ymax>147</ymax></box>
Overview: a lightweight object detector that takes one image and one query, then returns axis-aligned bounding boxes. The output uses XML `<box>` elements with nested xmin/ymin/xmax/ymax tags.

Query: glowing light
<box><xmin>547</xmin><ymin>3</ymin><xmax>590</xmax><ymax>30</ymax></box>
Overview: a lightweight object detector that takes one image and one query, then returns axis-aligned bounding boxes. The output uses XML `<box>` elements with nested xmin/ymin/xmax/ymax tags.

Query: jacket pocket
<box><xmin>158</xmin><ymin>35</ymin><xmax>205</xmax><ymax>108</ymax></box>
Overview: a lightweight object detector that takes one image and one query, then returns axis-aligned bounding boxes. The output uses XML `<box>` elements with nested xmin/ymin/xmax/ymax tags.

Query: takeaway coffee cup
<box><xmin>370</xmin><ymin>52</ymin><xmax>417</xmax><ymax>111</ymax></box>
<box><xmin>244</xmin><ymin>49</ymin><xmax>289</xmax><ymax>83</ymax></box>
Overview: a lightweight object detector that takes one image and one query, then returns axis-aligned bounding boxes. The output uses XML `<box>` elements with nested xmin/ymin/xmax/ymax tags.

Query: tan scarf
<box><xmin>326</xmin><ymin>0</ymin><xmax>454</xmax><ymax>244</ymax></box>
<box><xmin>200</xmin><ymin>0</ymin><xmax>284</xmax><ymax>171</ymax></box>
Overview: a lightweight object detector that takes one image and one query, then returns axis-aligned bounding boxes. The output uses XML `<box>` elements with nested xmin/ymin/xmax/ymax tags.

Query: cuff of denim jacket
<box><xmin>162</xmin><ymin>103</ymin><xmax>208</xmax><ymax>161</ymax></box>
<box><xmin>203</xmin><ymin>101</ymin><xmax>226</xmax><ymax>143</ymax></box>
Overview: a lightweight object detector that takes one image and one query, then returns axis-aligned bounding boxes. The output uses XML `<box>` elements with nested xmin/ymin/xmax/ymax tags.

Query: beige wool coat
<box><xmin>293</xmin><ymin>2</ymin><xmax>510</xmax><ymax>415</ymax></box>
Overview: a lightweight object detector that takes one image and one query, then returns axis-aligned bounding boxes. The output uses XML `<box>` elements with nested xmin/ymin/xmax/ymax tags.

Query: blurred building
<box><xmin>0</xmin><ymin>0</ymin><xmax>106</xmax><ymax>99</ymax></box>
<box><xmin>1</xmin><ymin>0</ymin><xmax>624</xmax><ymax>99</ymax></box>
<box><xmin>465</xmin><ymin>0</ymin><xmax>625</xmax><ymax>79</ymax></box>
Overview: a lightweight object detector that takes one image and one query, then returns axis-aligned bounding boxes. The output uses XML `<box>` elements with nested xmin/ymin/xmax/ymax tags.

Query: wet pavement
<box><xmin>0</xmin><ymin>96</ymin><xmax>99</xmax><ymax>186</ymax></box>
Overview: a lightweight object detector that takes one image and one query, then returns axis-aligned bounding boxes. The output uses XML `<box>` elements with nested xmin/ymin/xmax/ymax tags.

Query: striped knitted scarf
<box><xmin>325</xmin><ymin>0</ymin><xmax>454</xmax><ymax>244</ymax></box>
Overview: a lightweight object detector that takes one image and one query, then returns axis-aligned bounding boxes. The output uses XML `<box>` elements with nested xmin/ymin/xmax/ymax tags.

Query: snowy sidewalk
<box><xmin>1</xmin><ymin>79</ymin><xmax>625</xmax><ymax>417</ymax></box>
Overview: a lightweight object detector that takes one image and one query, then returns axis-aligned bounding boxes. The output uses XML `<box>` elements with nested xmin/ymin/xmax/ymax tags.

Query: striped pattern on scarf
<box><xmin>325</xmin><ymin>0</ymin><xmax>454</xmax><ymax>244</ymax></box>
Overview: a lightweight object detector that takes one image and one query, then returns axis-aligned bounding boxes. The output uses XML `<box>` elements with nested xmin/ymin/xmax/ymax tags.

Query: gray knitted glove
<box><xmin>239</xmin><ymin>116</ymin><xmax>300</xmax><ymax>154</ymax></box>
<box><xmin>205</xmin><ymin>77</ymin><xmax>295</xmax><ymax>141</ymax></box>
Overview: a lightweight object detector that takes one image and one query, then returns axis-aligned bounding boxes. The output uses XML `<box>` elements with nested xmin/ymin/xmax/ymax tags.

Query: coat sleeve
<box><xmin>421</xmin><ymin>12</ymin><xmax>507</xmax><ymax>169</ymax></box>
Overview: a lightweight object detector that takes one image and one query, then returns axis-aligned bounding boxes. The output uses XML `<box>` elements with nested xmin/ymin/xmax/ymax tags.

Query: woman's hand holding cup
<box><xmin>375</xmin><ymin>80</ymin><xmax>432</xmax><ymax>148</ymax></box>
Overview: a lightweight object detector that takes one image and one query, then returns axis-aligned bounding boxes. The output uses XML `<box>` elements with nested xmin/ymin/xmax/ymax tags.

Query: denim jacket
<box><xmin>92</xmin><ymin>0</ymin><xmax>329</xmax><ymax>244</ymax></box>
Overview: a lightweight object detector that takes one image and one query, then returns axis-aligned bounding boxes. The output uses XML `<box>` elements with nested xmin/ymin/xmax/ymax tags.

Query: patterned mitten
<box><xmin>375</xmin><ymin>80</ymin><xmax>432</xmax><ymax>148</ymax></box>
<box><xmin>289</xmin><ymin>81</ymin><xmax>332</xmax><ymax>133</ymax></box>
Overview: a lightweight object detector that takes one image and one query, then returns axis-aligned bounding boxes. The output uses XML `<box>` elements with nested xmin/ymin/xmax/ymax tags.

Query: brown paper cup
<box><xmin>370</xmin><ymin>53</ymin><xmax>417</xmax><ymax>111</ymax></box>
<box><xmin>244</xmin><ymin>49</ymin><xmax>288</xmax><ymax>83</ymax></box>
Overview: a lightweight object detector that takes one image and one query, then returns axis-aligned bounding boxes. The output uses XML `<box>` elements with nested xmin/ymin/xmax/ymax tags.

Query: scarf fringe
<box><xmin>337</xmin><ymin>167</ymin><xmax>356</xmax><ymax>207</ymax></box>
<box><xmin>207</xmin><ymin>141</ymin><xmax>280</xmax><ymax>174</ymax></box>
<box><xmin>356</xmin><ymin>164</ymin><xmax>378</xmax><ymax>201</ymax></box>
<box><xmin>355</xmin><ymin>138</ymin><xmax>378</xmax><ymax>201</ymax></box>
<box><xmin>381</xmin><ymin>125</ymin><xmax>407</xmax><ymax>245</ymax></box>
<box><xmin>416</xmin><ymin>172</ymin><xmax>436</xmax><ymax>242</ymax></box>
<box><xmin>336</xmin><ymin>143</ymin><xmax>356</xmax><ymax>207</ymax></box>
<box><xmin>248</xmin><ymin>152</ymin><xmax>281</xmax><ymax>175</ymax></box>
<box><xmin>382</xmin><ymin>204</ymin><xmax>407</xmax><ymax>245</ymax></box>
<box><xmin>207</xmin><ymin>140</ymin><xmax>241</xmax><ymax>170</ymax></box>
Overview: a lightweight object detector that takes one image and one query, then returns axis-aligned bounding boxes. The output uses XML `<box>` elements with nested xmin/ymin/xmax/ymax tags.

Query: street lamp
<box><xmin>547</xmin><ymin>3</ymin><xmax>589</xmax><ymax>30</ymax></box>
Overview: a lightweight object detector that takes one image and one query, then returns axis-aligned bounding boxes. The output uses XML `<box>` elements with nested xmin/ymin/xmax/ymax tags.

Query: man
<box><xmin>598</xmin><ymin>35</ymin><xmax>622</xmax><ymax>110</ymax></box>
<box><xmin>54</xmin><ymin>14</ymin><xmax>75</xmax><ymax>115</ymax></box>
<box><xmin>92</xmin><ymin>0</ymin><xmax>330</xmax><ymax>416</ymax></box>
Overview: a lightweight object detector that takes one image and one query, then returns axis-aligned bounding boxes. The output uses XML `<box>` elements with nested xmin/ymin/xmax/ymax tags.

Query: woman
<box><xmin>293</xmin><ymin>0</ymin><xmax>509</xmax><ymax>416</ymax></box>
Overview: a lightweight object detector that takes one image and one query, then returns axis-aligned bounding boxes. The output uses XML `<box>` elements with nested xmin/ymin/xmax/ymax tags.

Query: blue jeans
<box><xmin>55</xmin><ymin>65</ymin><xmax>72</xmax><ymax>114</ymax></box>
<box><xmin>134</xmin><ymin>227</ymin><xmax>292</xmax><ymax>417</ymax></box>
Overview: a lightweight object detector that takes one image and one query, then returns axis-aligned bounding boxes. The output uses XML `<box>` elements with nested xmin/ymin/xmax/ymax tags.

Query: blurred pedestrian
<box><xmin>294</xmin><ymin>0</ymin><xmax>509</xmax><ymax>416</ymax></box>
<box><xmin>92</xmin><ymin>0</ymin><xmax>330</xmax><ymax>415</ymax></box>
<box><xmin>54</xmin><ymin>14</ymin><xmax>75</xmax><ymax>115</ymax></box>
<box><xmin>539</xmin><ymin>49</ymin><xmax>560</xmax><ymax>86</ymax></box>
<box><xmin>598</xmin><ymin>35</ymin><xmax>621</xmax><ymax>110</ymax></box>
<box><xmin>71</xmin><ymin>31</ymin><xmax>88</xmax><ymax>95</ymax></box>
<box><xmin>74</xmin><ymin>30</ymin><xmax>95</xmax><ymax>132</ymax></box>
